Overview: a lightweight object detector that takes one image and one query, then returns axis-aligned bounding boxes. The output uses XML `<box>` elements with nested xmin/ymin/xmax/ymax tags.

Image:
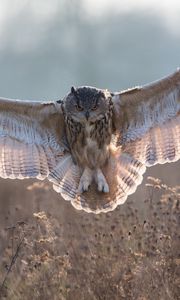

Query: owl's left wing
<box><xmin>0</xmin><ymin>97</ymin><xmax>67</xmax><ymax>180</ymax></box>
<box><xmin>112</xmin><ymin>69</ymin><xmax>180</xmax><ymax>166</ymax></box>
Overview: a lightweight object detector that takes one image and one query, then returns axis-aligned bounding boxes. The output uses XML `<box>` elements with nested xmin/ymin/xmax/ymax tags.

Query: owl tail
<box><xmin>71</xmin><ymin>151</ymin><xmax>146</xmax><ymax>213</ymax></box>
<box><xmin>48</xmin><ymin>150</ymin><xmax>146</xmax><ymax>214</ymax></box>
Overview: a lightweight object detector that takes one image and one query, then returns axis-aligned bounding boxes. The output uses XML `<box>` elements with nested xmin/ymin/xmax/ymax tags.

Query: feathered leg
<box><xmin>78</xmin><ymin>167</ymin><xmax>93</xmax><ymax>193</ymax></box>
<box><xmin>94</xmin><ymin>168</ymin><xmax>109</xmax><ymax>193</ymax></box>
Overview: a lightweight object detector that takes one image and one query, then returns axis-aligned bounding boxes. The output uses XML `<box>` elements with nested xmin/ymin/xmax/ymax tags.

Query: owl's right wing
<box><xmin>112</xmin><ymin>69</ymin><xmax>180</xmax><ymax>165</ymax></box>
<box><xmin>0</xmin><ymin>97</ymin><xmax>67</xmax><ymax>180</ymax></box>
<box><xmin>84</xmin><ymin>70</ymin><xmax>180</xmax><ymax>214</ymax></box>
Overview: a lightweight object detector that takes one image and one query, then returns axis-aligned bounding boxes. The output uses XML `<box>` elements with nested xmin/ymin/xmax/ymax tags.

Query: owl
<box><xmin>0</xmin><ymin>70</ymin><xmax>179</xmax><ymax>213</ymax></box>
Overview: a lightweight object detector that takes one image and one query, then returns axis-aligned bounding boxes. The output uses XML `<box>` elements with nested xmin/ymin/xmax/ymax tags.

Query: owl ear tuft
<box><xmin>71</xmin><ymin>86</ymin><xmax>76</xmax><ymax>94</ymax></box>
<box><xmin>71</xmin><ymin>86</ymin><xmax>80</xmax><ymax>103</ymax></box>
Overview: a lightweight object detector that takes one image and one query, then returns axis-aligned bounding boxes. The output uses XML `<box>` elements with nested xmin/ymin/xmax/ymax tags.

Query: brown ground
<box><xmin>0</xmin><ymin>161</ymin><xmax>179</xmax><ymax>300</ymax></box>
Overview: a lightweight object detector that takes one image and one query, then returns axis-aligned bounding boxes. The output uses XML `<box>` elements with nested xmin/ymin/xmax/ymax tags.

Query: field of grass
<box><xmin>0</xmin><ymin>162</ymin><xmax>179</xmax><ymax>300</ymax></box>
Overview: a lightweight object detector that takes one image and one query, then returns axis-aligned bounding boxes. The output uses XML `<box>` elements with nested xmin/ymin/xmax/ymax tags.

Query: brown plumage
<box><xmin>0</xmin><ymin>70</ymin><xmax>179</xmax><ymax>213</ymax></box>
<box><xmin>64</xmin><ymin>93</ymin><xmax>113</xmax><ymax>169</ymax></box>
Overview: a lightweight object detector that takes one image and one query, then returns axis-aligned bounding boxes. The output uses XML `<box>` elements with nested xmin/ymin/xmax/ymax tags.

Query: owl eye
<box><xmin>76</xmin><ymin>104</ymin><xmax>84</xmax><ymax>111</ymax></box>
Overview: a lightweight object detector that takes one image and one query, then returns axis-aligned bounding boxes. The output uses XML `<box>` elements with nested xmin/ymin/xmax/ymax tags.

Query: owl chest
<box><xmin>79</xmin><ymin>125</ymin><xmax>107</xmax><ymax>168</ymax></box>
<box><xmin>67</xmin><ymin>119</ymin><xmax>112</xmax><ymax>168</ymax></box>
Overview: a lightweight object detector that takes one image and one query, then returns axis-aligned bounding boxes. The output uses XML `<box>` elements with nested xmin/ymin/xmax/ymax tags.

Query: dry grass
<box><xmin>0</xmin><ymin>177</ymin><xmax>179</xmax><ymax>300</ymax></box>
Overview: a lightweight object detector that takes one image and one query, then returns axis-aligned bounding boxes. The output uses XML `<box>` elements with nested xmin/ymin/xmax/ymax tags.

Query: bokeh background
<box><xmin>0</xmin><ymin>0</ymin><xmax>180</xmax><ymax>99</ymax></box>
<box><xmin>0</xmin><ymin>1</ymin><xmax>179</xmax><ymax>299</ymax></box>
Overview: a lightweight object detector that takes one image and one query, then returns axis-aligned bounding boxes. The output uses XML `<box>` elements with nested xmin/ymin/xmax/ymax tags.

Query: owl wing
<box><xmin>112</xmin><ymin>69</ymin><xmax>180</xmax><ymax>165</ymax></box>
<box><xmin>0</xmin><ymin>97</ymin><xmax>67</xmax><ymax>180</ymax></box>
<box><xmin>94</xmin><ymin>70</ymin><xmax>180</xmax><ymax>213</ymax></box>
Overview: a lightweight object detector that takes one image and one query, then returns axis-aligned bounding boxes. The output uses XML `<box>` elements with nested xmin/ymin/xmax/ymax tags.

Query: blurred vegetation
<box><xmin>0</xmin><ymin>177</ymin><xmax>179</xmax><ymax>300</ymax></box>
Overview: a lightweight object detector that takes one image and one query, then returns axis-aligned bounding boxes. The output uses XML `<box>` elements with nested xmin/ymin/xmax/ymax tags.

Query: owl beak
<box><xmin>85</xmin><ymin>111</ymin><xmax>90</xmax><ymax>120</ymax></box>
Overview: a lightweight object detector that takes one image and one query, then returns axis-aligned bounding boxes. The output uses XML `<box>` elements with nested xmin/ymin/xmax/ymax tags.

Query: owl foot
<box><xmin>78</xmin><ymin>167</ymin><xmax>93</xmax><ymax>193</ymax></box>
<box><xmin>94</xmin><ymin>168</ymin><xmax>109</xmax><ymax>193</ymax></box>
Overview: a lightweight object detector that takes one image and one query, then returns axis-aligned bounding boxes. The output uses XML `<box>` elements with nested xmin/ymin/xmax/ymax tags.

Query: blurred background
<box><xmin>0</xmin><ymin>1</ymin><xmax>179</xmax><ymax>299</ymax></box>
<box><xmin>0</xmin><ymin>0</ymin><xmax>180</xmax><ymax>99</ymax></box>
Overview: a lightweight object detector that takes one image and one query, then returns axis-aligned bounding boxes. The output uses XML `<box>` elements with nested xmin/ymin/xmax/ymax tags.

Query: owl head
<box><xmin>62</xmin><ymin>86</ymin><xmax>112</xmax><ymax>123</ymax></box>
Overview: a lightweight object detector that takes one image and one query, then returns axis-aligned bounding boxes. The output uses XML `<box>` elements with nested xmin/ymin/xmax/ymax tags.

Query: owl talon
<box><xmin>78</xmin><ymin>167</ymin><xmax>93</xmax><ymax>194</ymax></box>
<box><xmin>95</xmin><ymin>168</ymin><xmax>109</xmax><ymax>193</ymax></box>
<box><xmin>103</xmin><ymin>184</ymin><xmax>109</xmax><ymax>193</ymax></box>
<box><xmin>98</xmin><ymin>181</ymin><xmax>109</xmax><ymax>193</ymax></box>
<box><xmin>78</xmin><ymin>181</ymin><xmax>90</xmax><ymax>193</ymax></box>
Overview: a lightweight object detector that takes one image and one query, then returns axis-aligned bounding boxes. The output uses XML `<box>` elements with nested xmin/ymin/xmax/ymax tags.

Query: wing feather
<box><xmin>0</xmin><ymin>97</ymin><xmax>66</xmax><ymax>180</ymax></box>
<box><xmin>123</xmin><ymin>115</ymin><xmax>180</xmax><ymax>166</ymax></box>
<box><xmin>112</xmin><ymin>70</ymin><xmax>180</xmax><ymax>166</ymax></box>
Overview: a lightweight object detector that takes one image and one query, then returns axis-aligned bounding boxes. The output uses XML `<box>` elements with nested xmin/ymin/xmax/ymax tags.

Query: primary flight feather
<box><xmin>0</xmin><ymin>70</ymin><xmax>179</xmax><ymax>213</ymax></box>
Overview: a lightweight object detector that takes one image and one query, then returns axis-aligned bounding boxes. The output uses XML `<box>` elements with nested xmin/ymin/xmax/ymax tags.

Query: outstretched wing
<box><xmin>112</xmin><ymin>70</ymin><xmax>180</xmax><ymax>166</ymax></box>
<box><xmin>0</xmin><ymin>97</ymin><xmax>66</xmax><ymax>180</ymax></box>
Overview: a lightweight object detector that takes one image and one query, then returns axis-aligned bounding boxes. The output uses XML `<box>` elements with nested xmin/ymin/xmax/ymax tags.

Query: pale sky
<box><xmin>0</xmin><ymin>0</ymin><xmax>180</xmax><ymax>34</ymax></box>
<box><xmin>84</xmin><ymin>0</ymin><xmax>180</xmax><ymax>35</ymax></box>
<box><xmin>0</xmin><ymin>0</ymin><xmax>179</xmax><ymax>99</ymax></box>
<box><xmin>0</xmin><ymin>0</ymin><xmax>179</xmax><ymax>54</ymax></box>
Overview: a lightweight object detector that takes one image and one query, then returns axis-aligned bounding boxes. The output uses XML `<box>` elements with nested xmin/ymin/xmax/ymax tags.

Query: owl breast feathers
<box><xmin>0</xmin><ymin>70</ymin><xmax>179</xmax><ymax>213</ymax></box>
